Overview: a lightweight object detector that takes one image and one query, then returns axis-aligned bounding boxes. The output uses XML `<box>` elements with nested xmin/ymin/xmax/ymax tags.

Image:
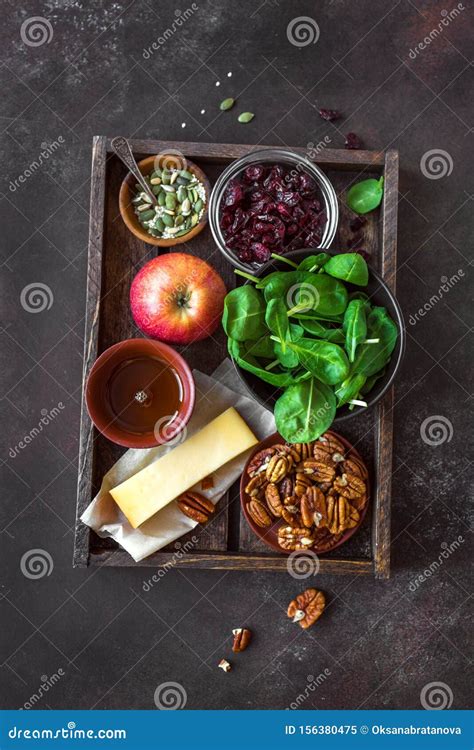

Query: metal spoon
<box><xmin>111</xmin><ymin>136</ymin><xmax>157</xmax><ymax>205</ymax></box>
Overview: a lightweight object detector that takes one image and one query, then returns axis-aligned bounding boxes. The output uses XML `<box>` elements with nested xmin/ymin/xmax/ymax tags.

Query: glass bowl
<box><xmin>208</xmin><ymin>148</ymin><xmax>339</xmax><ymax>272</ymax></box>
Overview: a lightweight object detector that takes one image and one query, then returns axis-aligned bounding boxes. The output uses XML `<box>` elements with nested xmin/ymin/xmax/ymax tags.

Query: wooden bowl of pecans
<box><xmin>240</xmin><ymin>431</ymin><xmax>370</xmax><ymax>555</ymax></box>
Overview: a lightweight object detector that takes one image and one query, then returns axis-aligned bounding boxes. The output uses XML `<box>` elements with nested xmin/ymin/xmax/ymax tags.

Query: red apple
<box><xmin>130</xmin><ymin>253</ymin><xmax>227</xmax><ymax>344</ymax></box>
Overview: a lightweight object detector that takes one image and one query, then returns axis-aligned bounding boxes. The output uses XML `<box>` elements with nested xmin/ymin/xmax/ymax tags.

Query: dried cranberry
<box><xmin>349</xmin><ymin>216</ymin><xmax>367</xmax><ymax>232</ymax></box>
<box><xmin>244</xmin><ymin>165</ymin><xmax>264</xmax><ymax>182</ymax></box>
<box><xmin>319</xmin><ymin>108</ymin><xmax>341</xmax><ymax>121</ymax></box>
<box><xmin>345</xmin><ymin>132</ymin><xmax>362</xmax><ymax>150</ymax></box>
<box><xmin>223</xmin><ymin>179</ymin><xmax>244</xmax><ymax>206</ymax></box>
<box><xmin>250</xmin><ymin>243</ymin><xmax>271</xmax><ymax>262</ymax></box>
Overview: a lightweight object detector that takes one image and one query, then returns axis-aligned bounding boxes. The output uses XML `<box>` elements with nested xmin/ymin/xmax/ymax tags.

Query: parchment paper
<box><xmin>80</xmin><ymin>359</ymin><xmax>275</xmax><ymax>561</ymax></box>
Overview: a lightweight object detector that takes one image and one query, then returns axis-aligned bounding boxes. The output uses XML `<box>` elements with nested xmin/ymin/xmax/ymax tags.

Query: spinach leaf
<box><xmin>274</xmin><ymin>378</ymin><xmax>336</xmax><ymax>442</ymax></box>
<box><xmin>360</xmin><ymin>367</ymin><xmax>386</xmax><ymax>395</ymax></box>
<box><xmin>222</xmin><ymin>285</ymin><xmax>266</xmax><ymax>341</ymax></box>
<box><xmin>288</xmin><ymin>338</ymin><xmax>350</xmax><ymax>385</ymax></box>
<box><xmin>343</xmin><ymin>299</ymin><xmax>367</xmax><ymax>362</ymax></box>
<box><xmin>228</xmin><ymin>339</ymin><xmax>298</xmax><ymax>386</ymax></box>
<box><xmin>323</xmin><ymin>253</ymin><xmax>369</xmax><ymax>287</ymax></box>
<box><xmin>244</xmin><ymin>335</ymin><xmax>274</xmax><ymax>359</ymax></box>
<box><xmin>334</xmin><ymin>373</ymin><xmax>367</xmax><ymax>407</ymax></box>
<box><xmin>290</xmin><ymin>272</ymin><xmax>348</xmax><ymax>317</ymax></box>
<box><xmin>265</xmin><ymin>298</ymin><xmax>289</xmax><ymax>352</ymax></box>
<box><xmin>352</xmin><ymin>307</ymin><xmax>398</xmax><ymax>376</ymax></box>
<box><xmin>263</xmin><ymin>271</ymin><xmax>300</xmax><ymax>302</ymax></box>
<box><xmin>300</xmin><ymin>319</ymin><xmax>345</xmax><ymax>343</ymax></box>
<box><xmin>347</xmin><ymin>176</ymin><xmax>384</xmax><ymax>215</ymax></box>
<box><xmin>274</xmin><ymin>340</ymin><xmax>299</xmax><ymax>369</ymax></box>
<box><xmin>297</xmin><ymin>253</ymin><xmax>331</xmax><ymax>272</ymax></box>
<box><xmin>289</xmin><ymin>323</ymin><xmax>304</xmax><ymax>340</ymax></box>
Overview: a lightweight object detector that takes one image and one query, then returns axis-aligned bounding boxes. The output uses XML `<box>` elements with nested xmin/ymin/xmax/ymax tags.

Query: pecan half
<box><xmin>245</xmin><ymin>472</ymin><xmax>267</xmax><ymax>497</ymax></box>
<box><xmin>248</xmin><ymin>447</ymin><xmax>275</xmax><ymax>477</ymax></box>
<box><xmin>280</xmin><ymin>476</ymin><xmax>294</xmax><ymax>502</ymax></box>
<box><xmin>266</xmin><ymin>454</ymin><xmax>290</xmax><ymax>483</ymax></box>
<box><xmin>326</xmin><ymin>495</ymin><xmax>359</xmax><ymax>534</ymax></box>
<box><xmin>265</xmin><ymin>483</ymin><xmax>283</xmax><ymax>517</ymax></box>
<box><xmin>274</xmin><ymin>443</ymin><xmax>300</xmax><ymax>464</ymax></box>
<box><xmin>297</xmin><ymin>459</ymin><xmax>336</xmax><ymax>484</ymax></box>
<box><xmin>277</xmin><ymin>525</ymin><xmax>314</xmax><ymax>551</ymax></box>
<box><xmin>301</xmin><ymin>486</ymin><xmax>327</xmax><ymax>529</ymax></box>
<box><xmin>342</xmin><ymin>456</ymin><xmax>368</xmax><ymax>480</ymax></box>
<box><xmin>232</xmin><ymin>627</ymin><xmax>252</xmax><ymax>652</ymax></box>
<box><xmin>313</xmin><ymin>433</ymin><xmax>346</xmax><ymax>464</ymax></box>
<box><xmin>247</xmin><ymin>499</ymin><xmax>272</xmax><ymax>528</ymax></box>
<box><xmin>281</xmin><ymin>507</ymin><xmax>303</xmax><ymax>527</ymax></box>
<box><xmin>291</xmin><ymin>442</ymin><xmax>314</xmax><ymax>461</ymax></box>
<box><xmin>294</xmin><ymin>472</ymin><xmax>313</xmax><ymax>498</ymax></box>
<box><xmin>313</xmin><ymin>526</ymin><xmax>342</xmax><ymax>552</ymax></box>
<box><xmin>176</xmin><ymin>491</ymin><xmax>215</xmax><ymax>523</ymax></box>
<box><xmin>287</xmin><ymin>588</ymin><xmax>326</xmax><ymax>629</ymax></box>
<box><xmin>333</xmin><ymin>472</ymin><xmax>366</xmax><ymax>500</ymax></box>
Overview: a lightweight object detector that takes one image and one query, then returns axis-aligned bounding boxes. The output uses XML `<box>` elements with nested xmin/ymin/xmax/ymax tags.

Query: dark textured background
<box><xmin>1</xmin><ymin>0</ymin><xmax>472</xmax><ymax>711</ymax></box>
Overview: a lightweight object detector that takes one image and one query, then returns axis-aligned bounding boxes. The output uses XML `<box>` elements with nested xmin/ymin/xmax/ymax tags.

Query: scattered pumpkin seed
<box><xmin>238</xmin><ymin>111</ymin><xmax>255</xmax><ymax>123</ymax></box>
<box><xmin>220</xmin><ymin>97</ymin><xmax>235</xmax><ymax>111</ymax></box>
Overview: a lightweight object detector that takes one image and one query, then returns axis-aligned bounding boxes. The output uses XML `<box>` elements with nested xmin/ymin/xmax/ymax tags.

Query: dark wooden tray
<box><xmin>73</xmin><ymin>137</ymin><xmax>399</xmax><ymax>578</ymax></box>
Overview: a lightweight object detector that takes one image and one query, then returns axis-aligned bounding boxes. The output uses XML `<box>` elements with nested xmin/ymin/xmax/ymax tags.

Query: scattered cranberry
<box><xmin>319</xmin><ymin>108</ymin><xmax>341</xmax><ymax>121</ymax></box>
<box><xmin>345</xmin><ymin>132</ymin><xmax>363</xmax><ymax>149</ymax></box>
<box><xmin>349</xmin><ymin>216</ymin><xmax>367</xmax><ymax>232</ymax></box>
<box><xmin>220</xmin><ymin>163</ymin><xmax>327</xmax><ymax>265</ymax></box>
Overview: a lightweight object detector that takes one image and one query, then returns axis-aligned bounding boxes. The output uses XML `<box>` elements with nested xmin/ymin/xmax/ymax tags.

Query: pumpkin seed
<box><xmin>180</xmin><ymin>169</ymin><xmax>193</xmax><ymax>180</ymax></box>
<box><xmin>220</xmin><ymin>97</ymin><xmax>235</xmax><ymax>111</ymax></box>
<box><xmin>184</xmin><ymin>216</ymin><xmax>192</xmax><ymax>229</ymax></box>
<box><xmin>174</xmin><ymin>228</ymin><xmax>190</xmax><ymax>237</ymax></box>
<box><xmin>137</xmin><ymin>203</ymin><xmax>151</xmax><ymax>211</ymax></box>
<box><xmin>164</xmin><ymin>209</ymin><xmax>175</xmax><ymax>216</ymax></box>
<box><xmin>151</xmin><ymin>168</ymin><xmax>162</xmax><ymax>178</ymax></box>
<box><xmin>161</xmin><ymin>184</ymin><xmax>176</xmax><ymax>193</ymax></box>
<box><xmin>194</xmin><ymin>198</ymin><xmax>203</xmax><ymax>214</ymax></box>
<box><xmin>176</xmin><ymin>176</ymin><xmax>189</xmax><ymax>185</ymax></box>
<box><xmin>161</xmin><ymin>170</ymin><xmax>170</xmax><ymax>184</ymax></box>
<box><xmin>161</xmin><ymin>213</ymin><xmax>174</xmax><ymax>227</ymax></box>
<box><xmin>177</xmin><ymin>186</ymin><xmax>187</xmax><ymax>203</ymax></box>
<box><xmin>150</xmin><ymin>177</ymin><xmax>161</xmax><ymax>185</ymax></box>
<box><xmin>152</xmin><ymin>185</ymin><xmax>162</xmax><ymax>195</ymax></box>
<box><xmin>165</xmin><ymin>193</ymin><xmax>177</xmax><ymax>210</ymax></box>
<box><xmin>238</xmin><ymin>111</ymin><xmax>254</xmax><ymax>123</ymax></box>
<box><xmin>175</xmin><ymin>215</ymin><xmax>184</xmax><ymax>226</ymax></box>
<box><xmin>140</xmin><ymin>209</ymin><xmax>155</xmax><ymax>221</ymax></box>
<box><xmin>191</xmin><ymin>213</ymin><xmax>199</xmax><ymax>226</ymax></box>
<box><xmin>170</xmin><ymin>170</ymin><xmax>178</xmax><ymax>185</ymax></box>
<box><xmin>181</xmin><ymin>198</ymin><xmax>191</xmax><ymax>214</ymax></box>
<box><xmin>155</xmin><ymin>217</ymin><xmax>165</xmax><ymax>232</ymax></box>
<box><xmin>158</xmin><ymin>191</ymin><xmax>166</xmax><ymax>206</ymax></box>
<box><xmin>166</xmin><ymin>226</ymin><xmax>181</xmax><ymax>234</ymax></box>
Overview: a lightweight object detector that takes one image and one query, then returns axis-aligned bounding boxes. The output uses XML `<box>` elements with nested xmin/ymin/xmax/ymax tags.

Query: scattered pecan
<box><xmin>247</xmin><ymin>447</ymin><xmax>275</xmax><ymax>477</ymax></box>
<box><xmin>245</xmin><ymin>472</ymin><xmax>267</xmax><ymax>497</ymax></box>
<box><xmin>287</xmin><ymin>588</ymin><xmax>326</xmax><ymax>629</ymax></box>
<box><xmin>247</xmin><ymin>499</ymin><xmax>272</xmax><ymax>528</ymax></box>
<box><xmin>265</xmin><ymin>483</ymin><xmax>283</xmax><ymax>517</ymax></box>
<box><xmin>313</xmin><ymin>433</ymin><xmax>346</xmax><ymax>464</ymax></box>
<box><xmin>266</xmin><ymin>454</ymin><xmax>290</xmax><ymax>483</ymax></box>
<box><xmin>277</xmin><ymin>525</ymin><xmax>314</xmax><ymax>551</ymax></box>
<box><xmin>301</xmin><ymin>486</ymin><xmax>327</xmax><ymax>529</ymax></box>
<box><xmin>177</xmin><ymin>491</ymin><xmax>215</xmax><ymax>523</ymax></box>
<box><xmin>333</xmin><ymin>472</ymin><xmax>366</xmax><ymax>500</ymax></box>
<box><xmin>218</xmin><ymin>658</ymin><xmax>231</xmax><ymax>672</ymax></box>
<box><xmin>297</xmin><ymin>459</ymin><xmax>336</xmax><ymax>484</ymax></box>
<box><xmin>232</xmin><ymin>628</ymin><xmax>252</xmax><ymax>652</ymax></box>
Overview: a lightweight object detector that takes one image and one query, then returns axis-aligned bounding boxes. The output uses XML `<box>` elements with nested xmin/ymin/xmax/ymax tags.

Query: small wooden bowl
<box><xmin>118</xmin><ymin>155</ymin><xmax>210</xmax><ymax>247</ymax></box>
<box><xmin>240</xmin><ymin>431</ymin><xmax>370</xmax><ymax>556</ymax></box>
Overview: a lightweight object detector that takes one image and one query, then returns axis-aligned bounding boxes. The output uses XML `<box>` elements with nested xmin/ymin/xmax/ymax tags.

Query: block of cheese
<box><xmin>110</xmin><ymin>407</ymin><xmax>258</xmax><ymax>528</ymax></box>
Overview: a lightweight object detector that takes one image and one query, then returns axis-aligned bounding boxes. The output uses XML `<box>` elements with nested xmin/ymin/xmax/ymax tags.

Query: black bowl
<box><xmin>231</xmin><ymin>249</ymin><xmax>406</xmax><ymax>422</ymax></box>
